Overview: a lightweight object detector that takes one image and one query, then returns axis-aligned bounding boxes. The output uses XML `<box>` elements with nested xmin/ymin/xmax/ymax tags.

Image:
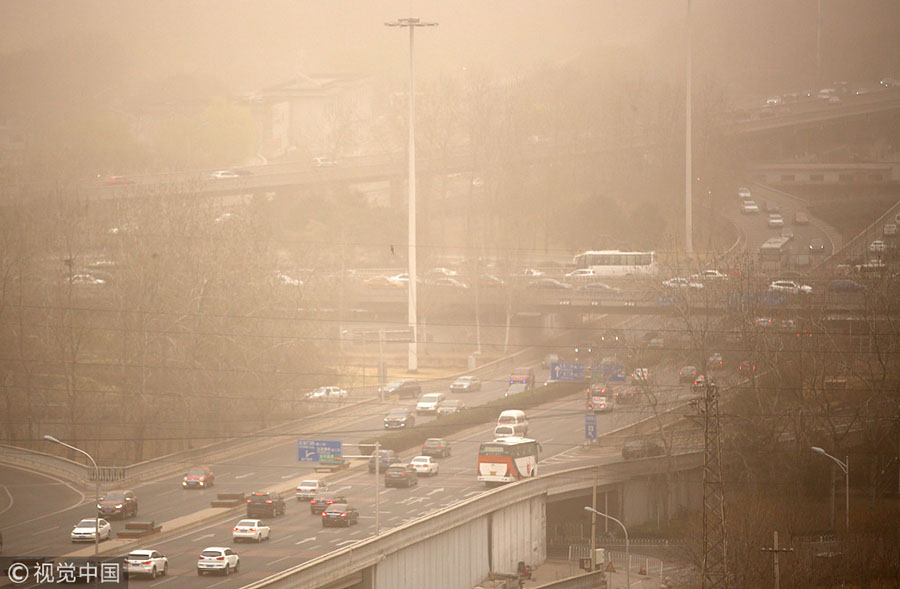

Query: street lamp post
<box><xmin>811</xmin><ymin>446</ymin><xmax>849</xmax><ymax>531</ymax></box>
<box><xmin>584</xmin><ymin>506</ymin><xmax>629</xmax><ymax>589</ymax></box>
<box><xmin>385</xmin><ymin>16</ymin><xmax>438</xmax><ymax>373</ymax></box>
<box><xmin>44</xmin><ymin>435</ymin><xmax>101</xmax><ymax>555</ymax></box>
<box><xmin>684</xmin><ymin>0</ymin><xmax>693</xmax><ymax>257</ymax></box>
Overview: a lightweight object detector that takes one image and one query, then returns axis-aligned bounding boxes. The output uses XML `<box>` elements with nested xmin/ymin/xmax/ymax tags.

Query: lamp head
<box><xmin>811</xmin><ymin>446</ymin><xmax>826</xmax><ymax>455</ymax></box>
<box><xmin>43</xmin><ymin>435</ymin><xmax>60</xmax><ymax>443</ymax></box>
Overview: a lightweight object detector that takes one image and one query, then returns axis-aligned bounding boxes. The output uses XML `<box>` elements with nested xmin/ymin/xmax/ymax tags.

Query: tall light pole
<box><xmin>584</xmin><ymin>506</ymin><xmax>629</xmax><ymax>589</ymax></box>
<box><xmin>385</xmin><ymin>17</ymin><xmax>438</xmax><ymax>373</ymax></box>
<box><xmin>44</xmin><ymin>435</ymin><xmax>101</xmax><ymax>555</ymax></box>
<box><xmin>811</xmin><ymin>446</ymin><xmax>849</xmax><ymax>531</ymax></box>
<box><xmin>684</xmin><ymin>0</ymin><xmax>694</xmax><ymax>257</ymax></box>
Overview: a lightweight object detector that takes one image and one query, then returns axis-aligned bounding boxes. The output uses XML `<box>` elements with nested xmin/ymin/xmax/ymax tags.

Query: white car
<box><xmin>296</xmin><ymin>479</ymin><xmax>328</xmax><ymax>501</ymax></box>
<box><xmin>312</xmin><ymin>156</ymin><xmax>337</xmax><ymax>167</ymax></box>
<box><xmin>884</xmin><ymin>223</ymin><xmax>898</xmax><ymax>237</ymax></box>
<box><xmin>737</xmin><ymin>186</ymin><xmax>752</xmax><ymax>199</ymax></box>
<box><xmin>71</xmin><ymin>518</ymin><xmax>111</xmax><ymax>542</ymax></box>
<box><xmin>197</xmin><ymin>547</ymin><xmax>239</xmax><ymax>576</ymax></box>
<box><xmin>70</xmin><ymin>273</ymin><xmax>106</xmax><ymax>286</ymax></box>
<box><xmin>450</xmin><ymin>376</ymin><xmax>481</xmax><ymax>392</ymax></box>
<box><xmin>692</xmin><ymin>270</ymin><xmax>728</xmax><ymax>281</ymax></box>
<box><xmin>232</xmin><ymin>519</ymin><xmax>271</xmax><ymax>543</ymax></box>
<box><xmin>767</xmin><ymin>214</ymin><xmax>784</xmax><ymax>228</ymax></box>
<box><xmin>521</xmin><ymin>268</ymin><xmax>544</xmax><ymax>277</ymax></box>
<box><xmin>211</xmin><ymin>170</ymin><xmax>240</xmax><ymax>179</ymax></box>
<box><xmin>769</xmin><ymin>280</ymin><xmax>813</xmax><ymax>295</ymax></box>
<box><xmin>590</xmin><ymin>395</ymin><xmax>613</xmax><ymax>413</ymax></box>
<box><xmin>765</xmin><ymin>96</ymin><xmax>781</xmax><ymax>105</ymax></box>
<box><xmin>869</xmin><ymin>240</ymin><xmax>886</xmax><ymax>252</ymax></box>
<box><xmin>564</xmin><ymin>268</ymin><xmax>597</xmax><ymax>280</ymax></box>
<box><xmin>306</xmin><ymin>386</ymin><xmax>347</xmax><ymax>400</ymax></box>
<box><xmin>409</xmin><ymin>455</ymin><xmax>439</xmax><ymax>476</ymax></box>
<box><xmin>741</xmin><ymin>201</ymin><xmax>759</xmax><ymax>214</ymax></box>
<box><xmin>416</xmin><ymin>392</ymin><xmax>445</xmax><ymax>414</ymax></box>
<box><xmin>426</xmin><ymin>267</ymin><xmax>458</xmax><ymax>278</ymax></box>
<box><xmin>125</xmin><ymin>549</ymin><xmax>168</xmax><ymax>579</ymax></box>
<box><xmin>662</xmin><ymin>277</ymin><xmax>704</xmax><ymax>289</ymax></box>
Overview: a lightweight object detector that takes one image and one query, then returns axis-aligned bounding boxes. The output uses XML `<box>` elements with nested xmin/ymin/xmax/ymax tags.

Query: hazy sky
<box><xmin>0</xmin><ymin>0</ymin><xmax>679</xmax><ymax>91</ymax></box>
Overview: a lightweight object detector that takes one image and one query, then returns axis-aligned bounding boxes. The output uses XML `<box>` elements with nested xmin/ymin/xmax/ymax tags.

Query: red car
<box><xmin>182</xmin><ymin>466</ymin><xmax>215</xmax><ymax>489</ymax></box>
<box><xmin>102</xmin><ymin>175</ymin><xmax>135</xmax><ymax>185</ymax></box>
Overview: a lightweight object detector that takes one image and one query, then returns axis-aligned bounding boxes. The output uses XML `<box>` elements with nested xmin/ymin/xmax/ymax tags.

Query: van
<box><xmin>509</xmin><ymin>367</ymin><xmax>535</xmax><ymax>390</ymax></box>
<box><xmin>494</xmin><ymin>424</ymin><xmax>518</xmax><ymax>438</ymax></box>
<box><xmin>416</xmin><ymin>392</ymin><xmax>446</xmax><ymax>414</ymax></box>
<box><xmin>497</xmin><ymin>410</ymin><xmax>528</xmax><ymax>436</ymax></box>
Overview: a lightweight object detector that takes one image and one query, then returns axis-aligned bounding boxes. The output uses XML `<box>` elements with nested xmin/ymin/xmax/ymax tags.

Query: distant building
<box><xmin>244</xmin><ymin>73</ymin><xmax>376</xmax><ymax>160</ymax></box>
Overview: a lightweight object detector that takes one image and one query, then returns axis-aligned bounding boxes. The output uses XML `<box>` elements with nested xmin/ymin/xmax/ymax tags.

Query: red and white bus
<box><xmin>477</xmin><ymin>437</ymin><xmax>541</xmax><ymax>484</ymax></box>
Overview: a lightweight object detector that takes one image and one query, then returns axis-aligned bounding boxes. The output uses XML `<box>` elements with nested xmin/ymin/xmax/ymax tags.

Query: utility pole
<box><xmin>385</xmin><ymin>17</ymin><xmax>438</xmax><ymax>373</ymax></box>
<box><xmin>684</xmin><ymin>0</ymin><xmax>694</xmax><ymax>257</ymax></box>
<box><xmin>761</xmin><ymin>531</ymin><xmax>794</xmax><ymax>589</ymax></box>
<box><xmin>699</xmin><ymin>382</ymin><xmax>729</xmax><ymax>588</ymax></box>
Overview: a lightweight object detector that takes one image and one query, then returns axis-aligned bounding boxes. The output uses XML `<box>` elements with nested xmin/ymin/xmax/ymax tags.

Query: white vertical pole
<box><xmin>685</xmin><ymin>0</ymin><xmax>693</xmax><ymax>257</ymax></box>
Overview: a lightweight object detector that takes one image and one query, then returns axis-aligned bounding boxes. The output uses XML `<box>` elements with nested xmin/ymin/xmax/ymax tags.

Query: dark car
<box><xmin>809</xmin><ymin>238</ymin><xmax>825</xmax><ymax>253</ymax></box>
<box><xmin>182</xmin><ymin>466</ymin><xmax>215</xmax><ymax>489</ymax></box>
<box><xmin>573</xmin><ymin>342</ymin><xmax>595</xmax><ymax>361</ymax></box>
<box><xmin>368</xmin><ymin>449</ymin><xmax>400</xmax><ymax>473</ymax></box>
<box><xmin>380</xmin><ymin>379</ymin><xmax>421</xmax><ymax>399</ymax></box>
<box><xmin>246</xmin><ymin>491</ymin><xmax>286</xmax><ymax>518</ymax></box>
<box><xmin>421</xmin><ymin>438</ymin><xmax>452</xmax><ymax>458</ymax></box>
<box><xmin>97</xmin><ymin>490</ymin><xmax>138</xmax><ymax>519</ymax></box>
<box><xmin>309</xmin><ymin>494</ymin><xmax>348</xmax><ymax>515</ymax></box>
<box><xmin>384</xmin><ymin>408</ymin><xmax>415</xmax><ymax>429</ymax></box>
<box><xmin>678</xmin><ymin>366</ymin><xmax>697</xmax><ymax>384</ymax></box>
<box><xmin>622</xmin><ymin>440</ymin><xmax>665</xmax><ymax>460</ymax></box>
<box><xmin>613</xmin><ymin>385</ymin><xmax>638</xmax><ymax>404</ymax></box>
<box><xmin>321</xmin><ymin>504</ymin><xmax>359</xmax><ymax>528</ymax></box>
<box><xmin>827</xmin><ymin>279</ymin><xmax>865</xmax><ymax>293</ymax></box>
<box><xmin>384</xmin><ymin>463</ymin><xmax>419</xmax><ymax>488</ymax></box>
<box><xmin>600</xmin><ymin>329</ymin><xmax>625</xmax><ymax>347</ymax></box>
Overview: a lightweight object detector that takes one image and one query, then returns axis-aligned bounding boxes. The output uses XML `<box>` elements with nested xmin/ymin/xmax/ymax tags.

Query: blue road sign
<box><xmin>297</xmin><ymin>439</ymin><xmax>343</xmax><ymax>463</ymax></box>
<box><xmin>550</xmin><ymin>362</ymin><xmax>585</xmax><ymax>382</ymax></box>
<box><xmin>584</xmin><ymin>414</ymin><xmax>597</xmax><ymax>440</ymax></box>
<box><xmin>593</xmin><ymin>361</ymin><xmax>626</xmax><ymax>382</ymax></box>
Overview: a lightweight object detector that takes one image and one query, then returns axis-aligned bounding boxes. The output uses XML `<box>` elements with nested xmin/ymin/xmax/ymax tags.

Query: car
<box><xmin>678</xmin><ymin>366</ymin><xmax>697</xmax><ymax>384</ymax></box>
<box><xmin>578</xmin><ymin>282</ymin><xmax>621</xmax><ymax>295</ymax></box>
<box><xmin>793</xmin><ymin>211</ymin><xmax>810</xmax><ymax>225</ymax></box>
<box><xmin>321</xmin><ymin>504</ymin><xmax>359</xmax><ymax>527</ymax></box>
<box><xmin>183</xmin><ymin>466</ymin><xmax>214</xmax><ymax>489</ymax></box>
<box><xmin>741</xmin><ymin>201</ymin><xmax>759</xmax><ymax>214</ymax></box>
<box><xmin>587</xmin><ymin>386</ymin><xmax>613</xmax><ymax>412</ymax></box>
<box><xmin>384</xmin><ymin>463</ymin><xmax>419</xmax><ymax>488</ymax></box>
<box><xmin>573</xmin><ymin>342</ymin><xmax>595</xmax><ymax>361</ymax></box>
<box><xmin>478</xmin><ymin>274</ymin><xmax>506</xmax><ymax>287</ymax></box>
<box><xmin>648</xmin><ymin>336</ymin><xmax>664</xmax><ymax>349</ymax></box>
<box><xmin>884</xmin><ymin>223</ymin><xmax>898</xmax><ymax>237</ymax></box>
<box><xmin>765</xmin><ymin>201</ymin><xmax>780</xmax><ymax>214</ymax></box>
<box><xmin>211</xmin><ymin>170</ymin><xmax>240</xmax><ymax>179</ymax></box>
<box><xmin>97</xmin><ymin>489</ymin><xmax>138</xmax><ymax>519</ymax></box>
<box><xmin>622</xmin><ymin>440</ymin><xmax>664</xmax><ymax>460</ymax></box>
<box><xmin>364</xmin><ymin>275</ymin><xmax>400</xmax><ymax>287</ymax></box>
<box><xmin>309</xmin><ymin>494</ymin><xmax>348</xmax><ymax>515</ymax></box>
<box><xmin>232</xmin><ymin>519</ymin><xmax>270</xmax><ymax>543</ymax></box>
<box><xmin>527</xmin><ymin>278</ymin><xmax>572</xmax><ymax>290</ymax></box>
<box><xmin>421</xmin><ymin>438</ymin><xmax>452</xmax><ymax>458</ymax></box>
<box><xmin>767</xmin><ymin>214</ymin><xmax>784</xmax><ymax>228</ymax></box>
<box><xmin>737</xmin><ymin>186</ymin><xmax>752</xmax><ymax>199</ymax></box>
<box><xmin>436</xmin><ymin>399</ymin><xmax>466</xmax><ymax>416</ymax></box>
<box><xmin>809</xmin><ymin>239</ymin><xmax>825</xmax><ymax>253</ymax></box>
<box><xmin>70</xmin><ymin>273</ymin><xmax>106</xmax><ymax>286</ymax></box>
<box><xmin>765</xmin><ymin>96</ymin><xmax>781</xmax><ymax>106</ymax></box>
<box><xmin>631</xmin><ymin>368</ymin><xmax>652</xmax><ymax>384</ymax></box>
<box><xmin>781</xmin><ymin>228</ymin><xmax>795</xmax><ymax>241</ymax></box>
<box><xmin>600</xmin><ymin>329</ymin><xmax>625</xmax><ymax>347</ymax></box>
<box><xmin>738</xmin><ymin>360</ymin><xmax>757</xmax><ymax>373</ymax></box>
<box><xmin>613</xmin><ymin>384</ymin><xmax>638</xmax><ymax>404</ymax></box>
<box><xmin>245</xmin><ymin>491</ymin><xmax>286</xmax><ymax>518</ymax></box>
<box><xmin>505</xmin><ymin>382</ymin><xmax>528</xmax><ymax>397</ymax></box>
<box><xmin>450</xmin><ymin>376</ymin><xmax>481</xmax><ymax>392</ymax></box>
<box><xmin>426</xmin><ymin>267</ymin><xmax>458</xmax><ymax>278</ymax></box>
<box><xmin>870</xmin><ymin>240</ymin><xmax>886</xmax><ymax>253</ymax></box>
<box><xmin>197</xmin><ymin>547</ymin><xmax>239</xmax><ymax>576</ymax></box>
<box><xmin>306</xmin><ymin>386</ymin><xmax>348</xmax><ymax>400</ymax></box>
<box><xmin>71</xmin><ymin>518</ymin><xmax>111</xmax><ymax>542</ymax></box>
<box><xmin>827</xmin><ymin>279</ymin><xmax>865</xmax><ymax>293</ymax></box>
<box><xmin>521</xmin><ymin>268</ymin><xmax>544</xmax><ymax>277</ymax></box>
<box><xmin>828</xmin><ymin>95</ymin><xmax>842</xmax><ymax>104</ymax></box>
<box><xmin>754</xmin><ymin>317</ymin><xmax>774</xmax><ymax>328</ymax></box>
<box><xmin>312</xmin><ymin>156</ymin><xmax>337</xmax><ymax>167</ymax></box>
<box><xmin>416</xmin><ymin>392</ymin><xmax>446</xmax><ymax>414</ymax></box>
<box><xmin>694</xmin><ymin>270</ymin><xmax>728</xmax><ymax>281</ymax></box>
<box><xmin>273</xmin><ymin>271</ymin><xmax>303</xmax><ymax>286</ymax></box>
<box><xmin>691</xmin><ymin>375</ymin><xmax>709</xmax><ymax>393</ymax></box>
<box><xmin>429</xmin><ymin>277</ymin><xmax>469</xmax><ymax>288</ymax></box>
<box><xmin>295</xmin><ymin>479</ymin><xmax>328</xmax><ymax>501</ymax></box>
<box><xmin>124</xmin><ymin>549</ymin><xmax>168</xmax><ymax>579</ymax></box>
<box><xmin>769</xmin><ymin>280</ymin><xmax>813</xmax><ymax>295</ymax></box>
<box><xmin>409</xmin><ymin>455</ymin><xmax>440</xmax><ymax>476</ymax></box>
<box><xmin>380</xmin><ymin>379</ymin><xmax>421</xmax><ymax>399</ymax></box>
<box><xmin>368</xmin><ymin>449</ymin><xmax>400</xmax><ymax>473</ymax></box>
<box><xmin>564</xmin><ymin>268</ymin><xmax>598</xmax><ymax>280</ymax></box>
<box><xmin>663</xmin><ymin>277</ymin><xmax>704</xmax><ymax>289</ymax></box>
<box><xmin>707</xmin><ymin>353</ymin><xmax>725</xmax><ymax>369</ymax></box>
<box><xmin>541</xmin><ymin>353</ymin><xmax>559</xmax><ymax>368</ymax></box>
<box><xmin>102</xmin><ymin>175</ymin><xmax>135</xmax><ymax>185</ymax></box>
<box><xmin>384</xmin><ymin>407</ymin><xmax>416</xmax><ymax>429</ymax></box>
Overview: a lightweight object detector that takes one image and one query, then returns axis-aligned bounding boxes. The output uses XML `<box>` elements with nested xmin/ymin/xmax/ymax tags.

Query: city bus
<box><xmin>572</xmin><ymin>250</ymin><xmax>658</xmax><ymax>277</ymax></box>
<box><xmin>477</xmin><ymin>437</ymin><xmax>541</xmax><ymax>484</ymax></box>
<box><xmin>758</xmin><ymin>237</ymin><xmax>793</xmax><ymax>272</ymax></box>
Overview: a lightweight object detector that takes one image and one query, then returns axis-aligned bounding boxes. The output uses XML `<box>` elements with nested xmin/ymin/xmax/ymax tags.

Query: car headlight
<box><xmin>115</xmin><ymin>504</ymin><xmax>123</xmax><ymax>508</ymax></box>
<box><xmin>97</xmin><ymin>504</ymin><xmax>102</xmax><ymax>509</ymax></box>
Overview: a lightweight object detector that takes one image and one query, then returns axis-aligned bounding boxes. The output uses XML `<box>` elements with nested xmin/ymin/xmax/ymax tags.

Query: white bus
<box><xmin>477</xmin><ymin>437</ymin><xmax>541</xmax><ymax>484</ymax></box>
<box><xmin>572</xmin><ymin>250</ymin><xmax>658</xmax><ymax>277</ymax></box>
